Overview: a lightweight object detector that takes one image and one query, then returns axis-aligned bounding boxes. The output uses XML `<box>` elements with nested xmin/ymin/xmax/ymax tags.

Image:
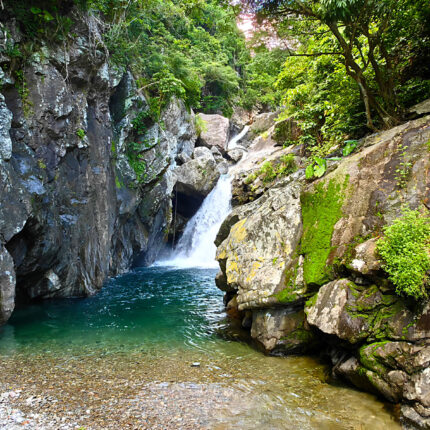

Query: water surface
<box><xmin>0</xmin><ymin>267</ymin><xmax>399</xmax><ymax>429</ymax></box>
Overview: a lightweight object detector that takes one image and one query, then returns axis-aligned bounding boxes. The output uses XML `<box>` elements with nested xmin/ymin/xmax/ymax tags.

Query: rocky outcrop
<box><xmin>0</xmin><ymin>15</ymin><xmax>198</xmax><ymax>320</ymax></box>
<box><xmin>197</xmin><ymin>113</ymin><xmax>230</xmax><ymax>153</ymax></box>
<box><xmin>215</xmin><ymin>114</ymin><xmax>430</xmax><ymax>428</ymax></box>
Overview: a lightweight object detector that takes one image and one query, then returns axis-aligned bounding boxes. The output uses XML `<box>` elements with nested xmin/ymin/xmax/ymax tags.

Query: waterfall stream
<box><xmin>227</xmin><ymin>125</ymin><xmax>249</xmax><ymax>150</ymax></box>
<box><xmin>162</xmin><ymin>175</ymin><xmax>232</xmax><ymax>268</ymax></box>
<box><xmin>159</xmin><ymin>126</ymin><xmax>248</xmax><ymax>268</ymax></box>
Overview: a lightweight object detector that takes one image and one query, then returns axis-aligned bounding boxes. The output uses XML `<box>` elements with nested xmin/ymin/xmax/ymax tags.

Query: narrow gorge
<box><xmin>0</xmin><ymin>1</ymin><xmax>429</xmax><ymax>429</ymax></box>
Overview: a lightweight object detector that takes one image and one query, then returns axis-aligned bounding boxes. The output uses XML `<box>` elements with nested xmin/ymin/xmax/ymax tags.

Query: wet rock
<box><xmin>0</xmin><ymin>246</ymin><xmax>15</xmax><ymax>324</ymax></box>
<box><xmin>251</xmin><ymin>308</ymin><xmax>316</xmax><ymax>355</ymax></box>
<box><xmin>227</xmin><ymin>148</ymin><xmax>245</xmax><ymax>163</ymax></box>
<box><xmin>0</xmin><ymin>94</ymin><xmax>12</xmax><ymax>161</ymax></box>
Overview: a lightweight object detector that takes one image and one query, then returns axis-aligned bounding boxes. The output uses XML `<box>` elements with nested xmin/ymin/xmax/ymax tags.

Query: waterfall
<box><xmin>227</xmin><ymin>125</ymin><xmax>249</xmax><ymax>150</ymax></box>
<box><xmin>161</xmin><ymin>175</ymin><xmax>232</xmax><ymax>268</ymax></box>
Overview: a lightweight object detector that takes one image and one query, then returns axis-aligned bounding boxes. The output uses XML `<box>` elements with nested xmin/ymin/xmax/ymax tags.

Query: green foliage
<box><xmin>300</xmin><ymin>177</ymin><xmax>348</xmax><ymax>286</ymax></box>
<box><xmin>6</xmin><ymin>1</ymin><xmax>74</xmax><ymax>42</ymax></box>
<box><xmin>305</xmin><ymin>157</ymin><xmax>327</xmax><ymax>179</ymax></box>
<box><xmin>342</xmin><ymin>140</ymin><xmax>359</xmax><ymax>157</ymax></box>
<box><xmin>194</xmin><ymin>115</ymin><xmax>208</xmax><ymax>137</ymax></box>
<box><xmin>252</xmin><ymin>0</ymin><xmax>430</xmax><ymax>150</ymax></box>
<box><xmin>240</xmin><ymin>45</ymin><xmax>289</xmax><ymax>111</ymax></box>
<box><xmin>377</xmin><ymin>208</ymin><xmax>430</xmax><ymax>300</ymax></box>
<box><xmin>76</xmin><ymin>128</ymin><xmax>85</xmax><ymax>139</ymax></box>
<box><xmin>92</xmin><ymin>0</ymin><xmax>248</xmax><ymax>114</ymax></box>
<box><xmin>245</xmin><ymin>154</ymin><xmax>297</xmax><ymax>185</ymax></box>
<box><xmin>394</xmin><ymin>143</ymin><xmax>412</xmax><ymax>189</ymax></box>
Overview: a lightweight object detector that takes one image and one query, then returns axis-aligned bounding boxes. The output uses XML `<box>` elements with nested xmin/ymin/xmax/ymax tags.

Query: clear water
<box><xmin>0</xmin><ymin>267</ymin><xmax>399</xmax><ymax>429</ymax></box>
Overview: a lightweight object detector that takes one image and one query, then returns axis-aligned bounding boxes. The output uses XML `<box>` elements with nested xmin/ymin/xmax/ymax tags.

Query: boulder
<box><xmin>174</xmin><ymin>155</ymin><xmax>220</xmax><ymax>199</ymax></box>
<box><xmin>198</xmin><ymin>113</ymin><xmax>230</xmax><ymax>153</ymax></box>
<box><xmin>193</xmin><ymin>146</ymin><xmax>213</xmax><ymax>160</ymax></box>
<box><xmin>250</xmin><ymin>112</ymin><xmax>278</xmax><ymax>133</ymax></box>
<box><xmin>251</xmin><ymin>308</ymin><xmax>316</xmax><ymax>354</ymax></box>
<box><xmin>216</xmin><ymin>182</ymin><xmax>303</xmax><ymax>310</ymax></box>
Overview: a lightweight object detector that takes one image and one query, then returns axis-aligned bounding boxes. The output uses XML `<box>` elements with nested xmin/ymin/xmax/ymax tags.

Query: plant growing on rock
<box><xmin>377</xmin><ymin>208</ymin><xmax>430</xmax><ymax>300</ymax></box>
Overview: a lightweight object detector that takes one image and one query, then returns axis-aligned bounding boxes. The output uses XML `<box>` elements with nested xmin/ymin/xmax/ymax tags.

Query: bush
<box><xmin>377</xmin><ymin>208</ymin><xmax>430</xmax><ymax>300</ymax></box>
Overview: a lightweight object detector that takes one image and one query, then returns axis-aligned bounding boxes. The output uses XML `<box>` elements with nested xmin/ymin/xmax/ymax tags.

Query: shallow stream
<box><xmin>0</xmin><ymin>267</ymin><xmax>399</xmax><ymax>429</ymax></box>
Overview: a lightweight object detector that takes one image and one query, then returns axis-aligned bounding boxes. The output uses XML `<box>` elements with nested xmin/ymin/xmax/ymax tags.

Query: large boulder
<box><xmin>174</xmin><ymin>153</ymin><xmax>220</xmax><ymax>200</ymax></box>
<box><xmin>198</xmin><ymin>113</ymin><xmax>230</xmax><ymax>153</ymax></box>
<box><xmin>216</xmin><ymin>180</ymin><xmax>303</xmax><ymax>310</ymax></box>
<box><xmin>251</xmin><ymin>308</ymin><xmax>316</xmax><ymax>355</ymax></box>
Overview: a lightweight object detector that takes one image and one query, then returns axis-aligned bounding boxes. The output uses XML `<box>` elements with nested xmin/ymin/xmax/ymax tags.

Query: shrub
<box><xmin>377</xmin><ymin>208</ymin><xmax>430</xmax><ymax>300</ymax></box>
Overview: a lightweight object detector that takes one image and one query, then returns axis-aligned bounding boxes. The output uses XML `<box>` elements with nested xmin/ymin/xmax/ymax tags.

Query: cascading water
<box><xmin>227</xmin><ymin>125</ymin><xmax>249</xmax><ymax>150</ymax></box>
<box><xmin>162</xmin><ymin>174</ymin><xmax>232</xmax><ymax>268</ymax></box>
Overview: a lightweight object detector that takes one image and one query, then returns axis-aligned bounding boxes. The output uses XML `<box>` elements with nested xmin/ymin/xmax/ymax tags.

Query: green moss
<box><xmin>358</xmin><ymin>342</ymin><xmax>389</xmax><ymax>375</ymax></box>
<box><xmin>76</xmin><ymin>128</ymin><xmax>86</xmax><ymax>139</ymax></box>
<box><xmin>305</xmin><ymin>293</ymin><xmax>318</xmax><ymax>309</ymax></box>
<box><xmin>300</xmin><ymin>177</ymin><xmax>349</xmax><ymax>286</ymax></box>
<box><xmin>274</xmin><ymin>287</ymin><xmax>300</xmax><ymax>303</ymax></box>
<box><xmin>37</xmin><ymin>159</ymin><xmax>46</xmax><ymax>169</ymax></box>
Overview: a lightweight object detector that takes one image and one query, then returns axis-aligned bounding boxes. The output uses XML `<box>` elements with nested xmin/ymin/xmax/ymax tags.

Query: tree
<box><xmin>245</xmin><ymin>0</ymin><xmax>430</xmax><ymax>130</ymax></box>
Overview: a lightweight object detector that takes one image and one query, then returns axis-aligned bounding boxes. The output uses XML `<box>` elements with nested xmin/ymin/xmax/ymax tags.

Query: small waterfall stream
<box><xmin>227</xmin><ymin>125</ymin><xmax>249</xmax><ymax>150</ymax></box>
<box><xmin>160</xmin><ymin>125</ymin><xmax>247</xmax><ymax>268</ymax></box>
<box><xmin>163</xmin><ymin>175</ymin><xmax>232</xmax><ymax>268</ymax></box>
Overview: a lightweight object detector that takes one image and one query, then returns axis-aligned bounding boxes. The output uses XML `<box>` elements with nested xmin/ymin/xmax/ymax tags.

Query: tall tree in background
<box><xmin>246</xmin><ymin>0</ymin><xmax>430</xmax><ymax>130</ymax></box>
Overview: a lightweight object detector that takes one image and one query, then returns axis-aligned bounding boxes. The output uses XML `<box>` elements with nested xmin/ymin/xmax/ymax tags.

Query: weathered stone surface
<box><xmin>409</xmin><ymin>98</ymin><xmax>430</xmax><ymax>116</ymax></box>
<box><xmin>198</xmin><ymin>113</ymin><xmax>229</xmax><ymax>153</ymax></box>
<box><xmin>193</xmin><ymin>146</ymin><xmax>213</xmax><ymax>160</ymax></box>
<box><xmin>305</xmin><ymin>279</ymin><xmax>370</xmax><ymax>344</ymax></box>
<box><xmin>0</xmin><ymin>94</ymin><xmax>12</xmax><ymax>161</ymax></box>
<box><xmin>348</xmin><ymin>238</ymin><xmax>381</xmax><ymax>275</ymax></box>
<box><xmin>216</xmin><ymin>182</ymin><xmax>303</xmax><ymax>310</ymax></box>
<box><xmin>251</xmin><ymin>308</ymin><xmax>315</xmax><ymax>354</ymax></box>
<box><xmin>0</xmin><ymin>14</ymin><xmax>197</xmax><ymax>321</ymax></box>
<box><xmin>227</xmin><ymin>148</ymin><xmax>245</xmax><ymax>163</ymax></box>
<box><xmin>250</xmin><ymin>112</ymin><xmax>278</xmax><ymax>133</ymax></box>
<box><xmin>174</xmin><ymin>155</ymin><xmax>220</xmax><ymax>199</ymax></box>
<box><xmin>0</xmin><ymin>246</ymin><xmax>15</xmax><ymax>325</ymax></box>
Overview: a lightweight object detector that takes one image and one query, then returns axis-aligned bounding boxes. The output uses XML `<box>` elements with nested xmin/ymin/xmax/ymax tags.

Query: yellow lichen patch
<box><xmin>245</xmin><ymin>261</ymin><xmax>262</xmax><ymax>283</ymax></box>
<box><xmin>217</xmin><ymin>248</ymin><xmax>227</xmax><ymax>260</ymax></box>
<box><xmin>230</xmin><ymin>218</ymin><xmax>247</xmax><ymax>243</ymax></box>
<box><xmin>226</xmin><ymin>259</ymin><xmax>239</xmax><ymax>283</ymax></box>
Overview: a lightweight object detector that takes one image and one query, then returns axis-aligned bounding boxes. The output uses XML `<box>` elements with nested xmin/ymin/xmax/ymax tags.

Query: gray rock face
<box><xmin>216</xmin><ymin>182</ymin><xmax>303</xmax><ymax>311</ymax></box>
<box><xmin>215</xmin><ymin>114</ymin><xmax>430</xmax><ymax>426</ymax></box>
<box><xmin>251</xmin><ymin>307</ymin><xmax>316</xmax><ymax>355</ymax></box>
<box><xmin>198</xmin><ymin>113</ymin><xmax>230</xmax><ymax>153</ymax></box>
<box><xmin>174</xmin><ymin>155</ymin><xmax>220</xmax><ymax>199</ymax></box>
<box><xmin>0</xmin><ymin>15</ymin><xmax>196</xmax><ymax>317</ymax></box>
<box><xmin>0</xmin><ymin>246</ymin><xmax>15</xmax><ymax>324</ymax></box>
<box><xmin>0</xmin><ymin>95</ymin><xmax>12</xmax><ymax>161</ymax></box>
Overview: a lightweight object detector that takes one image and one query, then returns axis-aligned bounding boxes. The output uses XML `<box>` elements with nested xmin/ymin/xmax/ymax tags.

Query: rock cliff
<box><xmin>216</xmin><ymin>114</ymin><xmax>430</xmax><ymax>429</ymax></box>
<box><xmin>0</xmin><ymin>14</ymin><xmax>230</xmax><ymax>324</ymax></box>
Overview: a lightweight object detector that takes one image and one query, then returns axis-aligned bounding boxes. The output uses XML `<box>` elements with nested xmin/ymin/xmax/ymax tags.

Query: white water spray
<box><xmin>227</xmin><ymin>125</ymin><xmax>249</xmax><ymax>150</ymax></box>
<box><xmin>161</xmin><ymin>175</ymin><xmax>232</xmax><ymax>268</ymax></box>
<box><xmin>158</xmin><ymin>125</ymin><xmax>252</xmax><ymax>269</ymax></box>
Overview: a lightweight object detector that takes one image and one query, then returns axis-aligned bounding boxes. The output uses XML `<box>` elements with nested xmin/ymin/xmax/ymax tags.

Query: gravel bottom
<box><xmin>0</xmin><ymin>346</ymin><xmax>401</xmax><ymax>430</ymax></box>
